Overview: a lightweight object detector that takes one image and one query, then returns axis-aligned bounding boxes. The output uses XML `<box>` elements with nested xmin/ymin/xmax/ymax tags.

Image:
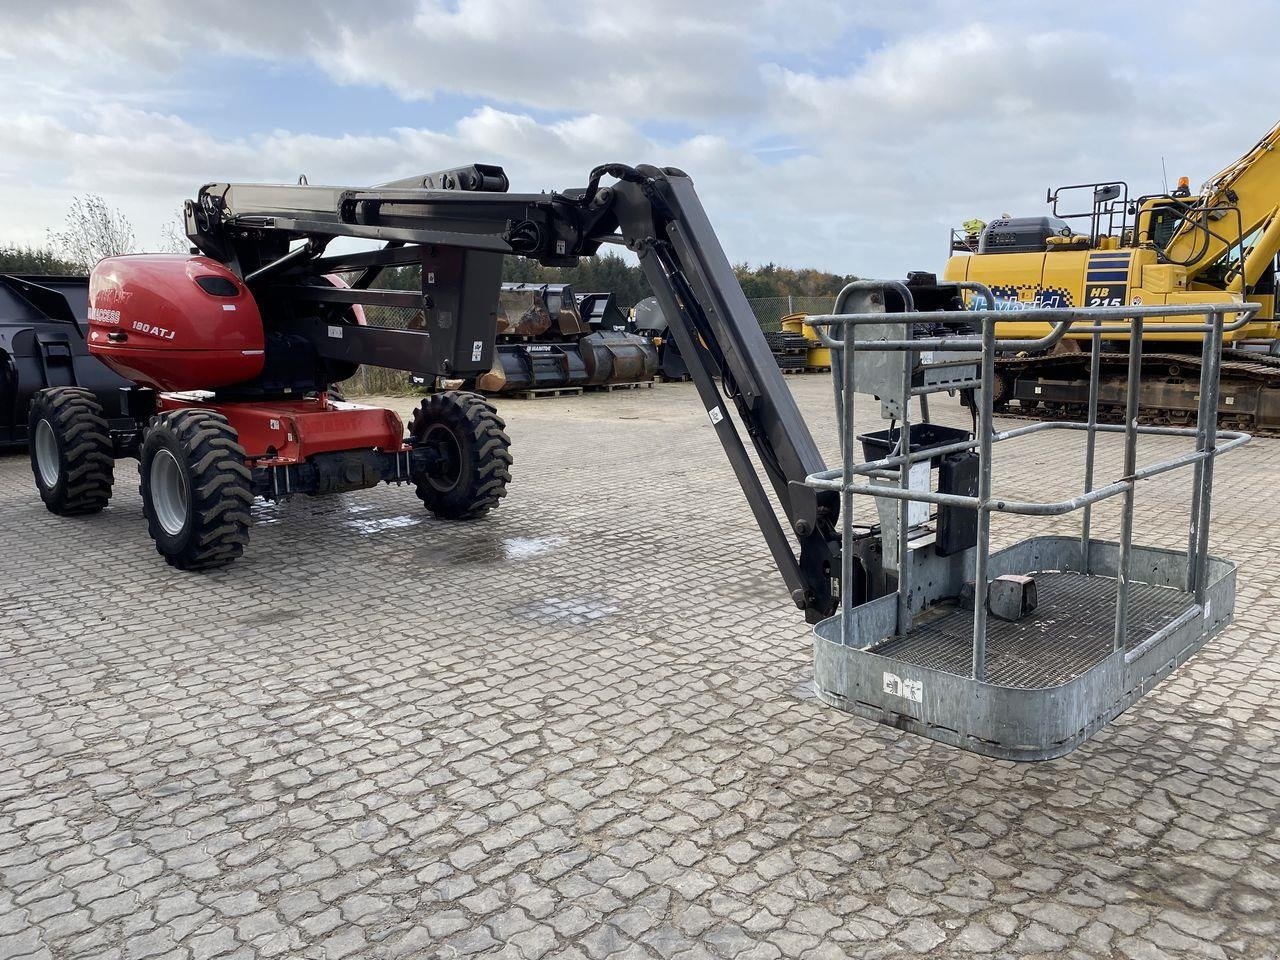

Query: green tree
<box><xmin>0</xmin><ymin>245</ymin><xmax>81</xmax><ymax>275</ymax></box>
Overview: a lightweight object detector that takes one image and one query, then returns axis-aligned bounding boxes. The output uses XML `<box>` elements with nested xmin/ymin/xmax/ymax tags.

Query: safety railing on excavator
<box><xmin>803</xmin><ymin>280</ymin><xmax>1257</xmax><ymax>682</ymax></box>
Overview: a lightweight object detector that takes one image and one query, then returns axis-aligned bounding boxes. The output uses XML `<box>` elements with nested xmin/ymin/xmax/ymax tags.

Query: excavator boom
<box><xmin>1159</xmin><ymin>120</ymin><xmax>1280</xmax><ymax>291</ymax></box>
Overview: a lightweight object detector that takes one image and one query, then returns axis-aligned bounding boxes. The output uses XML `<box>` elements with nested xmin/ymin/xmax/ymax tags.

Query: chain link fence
<box><xmin>341</xmin><ymin>304</ymin><xmax>422</xmax><ymax>395</ymax></box>
<box><xmin>342</xmin><ymin>295</ymin><xmax>839</xmax><ymax>396</ymax></box>
<box><xmin>745</xmin><ymin>295</ymin><xmax>836</xmax><ymax>333</ymax></box>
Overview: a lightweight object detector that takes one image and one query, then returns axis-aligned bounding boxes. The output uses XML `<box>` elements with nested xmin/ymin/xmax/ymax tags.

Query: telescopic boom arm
<box><xmin>184</xmin><ymin>163</ymin><xmax>841</xmax><ymax>620</ymax></box>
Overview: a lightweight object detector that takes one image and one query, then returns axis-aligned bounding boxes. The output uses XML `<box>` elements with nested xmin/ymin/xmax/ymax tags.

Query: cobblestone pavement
<box><xmin>1</xmin><ymin>376</ymin><xmax>1277</xmax><ymax>960</ymax></box>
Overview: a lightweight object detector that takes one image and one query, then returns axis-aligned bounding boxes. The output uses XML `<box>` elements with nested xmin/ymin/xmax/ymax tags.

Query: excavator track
<box><xmin>986</xmin><ymin>349</ymin><xmax>1280</xmax><ymax>437</ymax></box>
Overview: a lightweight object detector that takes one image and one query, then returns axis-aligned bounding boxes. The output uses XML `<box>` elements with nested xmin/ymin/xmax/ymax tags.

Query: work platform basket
<box><xmin>804</xmin><ymin>282</ymin><xmax>1254</xmax><ymax>760</ymax></box>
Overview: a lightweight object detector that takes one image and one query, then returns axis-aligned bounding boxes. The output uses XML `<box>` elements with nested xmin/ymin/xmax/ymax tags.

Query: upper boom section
<box><xmin>185</xmin><ymin>163</ymin><xmax>619</xmax><ymax>274</ymax></box>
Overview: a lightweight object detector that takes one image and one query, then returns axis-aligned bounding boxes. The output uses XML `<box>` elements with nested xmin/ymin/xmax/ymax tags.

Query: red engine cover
<box><xmin>88</xmin><ymin>255</ymin><xmax>265</xmax><ymax>391</ymax></box>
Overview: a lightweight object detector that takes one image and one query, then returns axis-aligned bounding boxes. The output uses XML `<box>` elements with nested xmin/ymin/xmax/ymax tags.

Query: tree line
<box><xmin>1</xmin><ymin>195</ymin><xmax>140</xmax><ymax>275</ymax></box>
<box><xmin>0</xmin><ymin>245</ymin><xmax>81</xmax><ymax>274</ymax></box>
<box><xmin>502</xmin><ymin>253</ymin><xmax>858</xmax><ymax>307</ymax></box>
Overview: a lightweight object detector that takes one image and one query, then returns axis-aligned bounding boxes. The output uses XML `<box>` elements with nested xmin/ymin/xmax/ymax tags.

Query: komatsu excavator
<box><xmin>944</xmin><ymin>119</ymin><xmax>1280</xmax><ymax>432</ymax></box>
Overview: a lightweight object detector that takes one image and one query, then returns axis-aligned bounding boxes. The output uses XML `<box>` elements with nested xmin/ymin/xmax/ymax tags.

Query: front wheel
<box><xmin>28</xmin><ymin>387</ymin><xmax>115</xmax><ymax>515</ymax></box>
<box><xmin>409</xmin><ymin>391</ymin><xmax>512</xmax><ymax>519</ymax></box>
<box><xmin>139</xmin><ymin>410</ymin><xmax>253</xmax><ymax>570</ymax></box>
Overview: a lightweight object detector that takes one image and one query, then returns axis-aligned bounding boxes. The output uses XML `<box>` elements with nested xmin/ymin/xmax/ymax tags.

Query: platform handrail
<box><xmin>804</xmin><ymin>290</ymin><xmax>1252</xmax><ymax>683</ymax></box>
<box><xmin>807</xmin><ymin>298</ymin><xmax>1259</xmax><ymax>352</ymax></box>
<box><xmin>806</xmin><ymin>421</ymin><xmax>1250</xmax><ymax>515</ymax></box>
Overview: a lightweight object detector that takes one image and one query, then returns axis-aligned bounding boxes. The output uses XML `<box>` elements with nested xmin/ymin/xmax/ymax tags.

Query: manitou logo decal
<box><xmin>132</xmin><ymin>321</ymin><xmax>177</xmax><ymax>341</ymax></box>
<box><xmin>88</xmin><ymin>306</ymin><xmax>120</xmax><ymax>325</ymax></box>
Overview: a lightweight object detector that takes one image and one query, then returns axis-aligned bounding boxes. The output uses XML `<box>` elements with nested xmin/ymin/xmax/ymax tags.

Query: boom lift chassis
<box><xmin>28</xmin><ymin>162</ymin><xmax>1250</xmax><ymax>758</ymax></box>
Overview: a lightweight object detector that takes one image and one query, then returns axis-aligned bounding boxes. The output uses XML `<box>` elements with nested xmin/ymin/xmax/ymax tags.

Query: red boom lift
<box><xmin>24</xmin><ymin>162</ymin><xmax>1249</xmax><ymax>761</ymax></box>
<box><xmin>27</xmin><ymin>163</ymin><xmax>844</xmax><ymax>619</ymax></box>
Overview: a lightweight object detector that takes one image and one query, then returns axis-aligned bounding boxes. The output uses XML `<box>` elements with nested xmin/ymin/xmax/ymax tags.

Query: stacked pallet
<box><xmin>764</xmin><ymin>331</ymin><xmax>810</xmax><ymax>373</ymax></box>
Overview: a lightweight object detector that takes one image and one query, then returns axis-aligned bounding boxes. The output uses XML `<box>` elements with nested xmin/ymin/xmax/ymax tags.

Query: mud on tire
<box><xmin>139</xmin><ymin>409</ymin><xmax>253</xmax><ymax>570</ymax></box>
<box><xmin>28</xmin><ymin>387</ymin><xmax>115</xmax><ymax>515</ymax></box>
<box><xmin>410</xmin><ymin>391</ymin><xmax>512</xmax><ymax>519</ymax></box>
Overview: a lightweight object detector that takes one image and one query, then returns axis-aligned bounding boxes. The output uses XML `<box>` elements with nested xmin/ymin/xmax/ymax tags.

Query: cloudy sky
<box><xmin>2</xmin><ymin>0</ymin><xmax>1278</xmax><ymax>277</ymax></box>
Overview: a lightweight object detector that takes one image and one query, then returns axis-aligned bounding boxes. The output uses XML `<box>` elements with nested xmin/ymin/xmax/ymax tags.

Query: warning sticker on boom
<box><xmin>708</xmin><ymin>406</ymin><xmax>724</xmax><ymax>425</ymax></box>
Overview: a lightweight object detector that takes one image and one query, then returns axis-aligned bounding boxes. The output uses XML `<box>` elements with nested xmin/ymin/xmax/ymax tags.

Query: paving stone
<box><xmin>0</xmin><ymin>382</ymin><xmax>1276</xmax><ymax>959</ymax></box>
<box><xmin>0</xmin><ymin>929</ymin><xmax>49</xmax><ymax>959</ymax></box>
<box><xmin>189</xmin><ymin>926</ymin><xmax>237</xmax><ymax>960</ymax></box>
<box><xmin>1013</xmin><ymin>921</ymin><xmax>1069</xmax><ymax>954</ymax></box>
<box><xmin>1030</xmin><ymin>902</ymin><xmax>1089</xmax><ymax>935</ymax></box>
<box><xmin>954</xmin><ymin>921</ymin><xmax>1007</xmax><ymax>952</ymax></box>
<box><xmin>896</xmin><ymin>918</ymin><xmax>946</xmax><ymax>953</ymax></box>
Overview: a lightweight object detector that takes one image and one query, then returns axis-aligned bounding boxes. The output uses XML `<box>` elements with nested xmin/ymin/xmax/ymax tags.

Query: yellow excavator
<box><xmin>943</xmin><ymin>119</ymin><xmax>1280</xmax><ymax>432</ymax></box>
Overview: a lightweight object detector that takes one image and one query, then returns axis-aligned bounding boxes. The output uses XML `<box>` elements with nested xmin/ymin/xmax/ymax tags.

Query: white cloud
<box><xmin>3</xmin><ymin>1</ymin><xmax>1280</xmax><ymax>277</ymax></box>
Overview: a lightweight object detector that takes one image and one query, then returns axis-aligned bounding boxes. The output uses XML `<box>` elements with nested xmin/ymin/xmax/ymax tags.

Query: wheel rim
<box><xmin>150</xmin><ymin>449</ymin><xmax>189</xmax><ymax>536</ymax></box>
<box><xmin>423</xmin><ymin>424</ymin><xmax>462</xmax><ymax>493</ymax></box>
<box><xmin>34</xmin><ymin>419</ymin><xmax>61</xmax><ymax>488</ymax></box>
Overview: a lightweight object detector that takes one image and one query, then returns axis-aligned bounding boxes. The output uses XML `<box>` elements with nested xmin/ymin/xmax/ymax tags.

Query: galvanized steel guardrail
<box><xmin>803</xmin><ymin>280</ymin><xmax>1257</xmax><ymax>682</ymax></box>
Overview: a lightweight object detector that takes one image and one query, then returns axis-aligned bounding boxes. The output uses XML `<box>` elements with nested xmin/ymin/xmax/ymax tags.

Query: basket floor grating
<box><xmin>871</xmin><ymin>571</ymin><xmax>1194</xmax><ymax>689</ymax></box>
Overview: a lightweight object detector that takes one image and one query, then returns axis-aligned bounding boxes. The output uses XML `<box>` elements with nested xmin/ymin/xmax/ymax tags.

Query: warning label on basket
<box><xmin>883</xmin><ymin>671</ymin><xmax>923</xmax><ymax>703</ymax></box>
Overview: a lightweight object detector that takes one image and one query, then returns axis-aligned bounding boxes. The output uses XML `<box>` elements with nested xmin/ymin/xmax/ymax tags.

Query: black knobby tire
<box><xmin>410</xmin><ymin>391</ymin><xmax>512</xmax><ymax>519</ymax></box>
<box><xmin>28</xmin><ymin>387</ymin><xmax>115</xmax><ymax>515</ymax></box>
<box><xmin>139</xmin><ymin>410</ymin><xmax>253</xmax><ymax>570</ymax></box>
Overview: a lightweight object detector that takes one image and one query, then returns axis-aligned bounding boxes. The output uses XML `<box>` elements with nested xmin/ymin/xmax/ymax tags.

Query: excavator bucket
<box><xmin>0</xmin><ymin>274</ymin><xmax>131</xmax><ymax>447</ymax></box>
<box><xmin>482</xmin><ymin>283</ymin><xmax>656</xmax><ymax>394</ymax></box>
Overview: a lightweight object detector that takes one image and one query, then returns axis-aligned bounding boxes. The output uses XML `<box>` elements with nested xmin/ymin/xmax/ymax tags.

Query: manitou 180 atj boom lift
<box><xmin>27</xmin><ymin>162</ymin><xmax>1249</xmax><ymax>759</ymax></box>
<box><xmin>944</xmin><ymin>118</ymin><xmax>1280</xmax><ymax>432</ymax></box>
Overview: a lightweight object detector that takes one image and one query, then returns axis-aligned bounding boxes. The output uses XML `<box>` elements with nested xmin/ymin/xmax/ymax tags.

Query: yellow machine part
<box><xmin>782</xmin><ymin>314</ymin><xmax>832</xmax><ymax>369</ymax></box>
<box><xmin>943</xmin><ymin>249</ymin><xmax>1279</xmax><ymax>344</ymax></box>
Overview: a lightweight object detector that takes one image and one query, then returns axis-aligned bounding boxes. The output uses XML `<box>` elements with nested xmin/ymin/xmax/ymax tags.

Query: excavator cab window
<box><xmin>1148</xmin><ymin>203</ymin><xmax>1184</xmax><ymax>250</ymax></box>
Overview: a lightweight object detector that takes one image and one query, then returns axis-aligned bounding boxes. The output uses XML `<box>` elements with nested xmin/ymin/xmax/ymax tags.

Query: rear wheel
<box><xmin>410</xmin><ymin>391</ymin><xmax>512</xmax><ymax>519</ymax></box>
<box><xmin>28</xmin><ymin>387</ymin><xmax>115</xmax><ymax>515</ymax></box>
<box><xmin>139</xmin><ymin>409</ymin><xmax>253</xmax><ymax>570</ymax></box>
